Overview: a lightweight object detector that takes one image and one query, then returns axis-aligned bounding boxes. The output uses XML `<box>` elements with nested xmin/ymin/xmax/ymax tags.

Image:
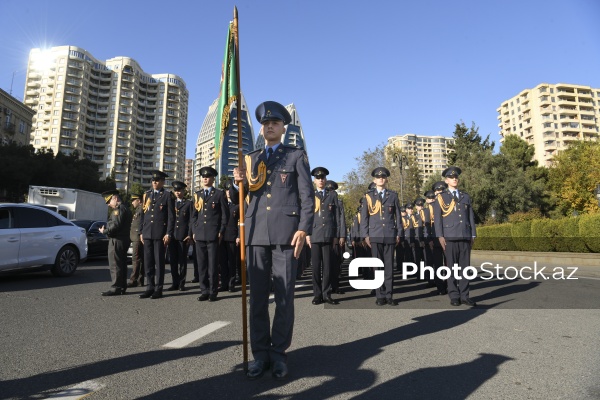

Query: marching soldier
<box><xmin>326</xmin><ymin>180</ymin><xmax>346</xmax><ymax>295</ymax></box>
<box><xmin>139</xmin><ymin>170</ymin><xmax>175</xmax><ymax>299</ymax></box>
<box><xmin>127</xmin><ymin>193</ymin><xmax>144</xmax><ymax>288</ymax></box>
<box><xmin>414</xmin><ymin>197</ymin><xmax>430</xmax><ymax>283</ymax></box>
<box><xmin>192</xmin><ymin>166</ymin><xmax>228</xmax><ymax>302</ymax></box>
<box><xmin>307</xmin><ymin>167</ymin><xmax>340</xmax><ymax>305</ymax></box>
<box><xmin>100</xmin><ymin>190</ymin><xmax>132</xmax><ymax>296</ymax></box>
<box><xmin>360</xmin><ymin>167</ymin><xmax>402</xmax><ymax>306</ymax></box>
<box><xmin>232</xmin><ymin>100</ymin><xmax>314</xmax><ymax>380</ymax></box>
<box><xmin>432</xmin><ymin>167</ymin><xmax>477</xmax><ymax>307</ymax></box>
<box><xmin>167</xmin><ymin>181</ymin><xmax>194</xmax><ymax>292</ymax></box>
<box><xmin>403</xmin><ymin>203</ymin><xmax>416</xmax><ymax>273</ymax></box>
<box><xmin>395</xmin><ymin>205</ymin><xmax>407</xmax><ymax>272</ymax></box>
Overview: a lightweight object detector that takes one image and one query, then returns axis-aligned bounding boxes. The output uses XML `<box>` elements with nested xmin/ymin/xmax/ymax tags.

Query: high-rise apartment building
<box><xmin>184</xmin><ymin>158</ymin><xmax>194</xmax><ymax>191</ymax></box>
<box><xmin>498</xmin><ymin>83</ymin><xmax>599</xmax><ymax>167</ymax></box>
<box><xmin>23</xmin><ymin>46</ymin><xmax>189</xmax><ymax>190</ymax></box>
<box><xmin>255</xmin><ymin>103</ymin><xmax>308</xmax><ymax>151</ymax></box>
<box><xmin>0</xmin><ymin>88</ymin><xmax>35</xmax><ymax>146</ymax></box>
<box><xmin>387</xmin><ymin>134</ymin><xmax>454</xmax><ymax>183</ymax></box>
<box><xmin>194</xmin><ymin>96</ymin><xmax>254</xmax><ymax>188</ymax></box>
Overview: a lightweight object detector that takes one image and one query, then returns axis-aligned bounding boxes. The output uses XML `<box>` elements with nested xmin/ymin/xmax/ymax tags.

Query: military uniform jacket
<box><xmin>360</xmin><ymin>190</ymin><xmax>402</xmax><ymax>244</ymax></box>
<box><xmin>433</xmin><ymin>189</ymin><xmax>476</xmax><ymax>241</ymax></box>
<box><xmin>140</xmin><ymin>188</ymin><xmax>175</xmax><ymax>240</ymax></box>
<box><xmin>106</xmin><ymin>203</ymin><xmax>132</xmax><ymax>240</ymax></box>
<box><xmin>311</xmin><ymin>189</ymin><xmax>339</xmax><ymax>243</ymax></box>
<box><xmin>336</xmin><ymin>194</ymin><xmax>347</xmax><ymax>240</ymax></box>
<box><xmin>191</xmin><ymin>187</ymin><xmax>228</xmax><ymax>241</ymax></box>
<box><xmin>401</xmin><ymin>215</ymin><xmax>412</xmax><ymax>241</ymax></box>
<box><xmin>411</xmin><ymin>210</ymin><xmax>429</xmax><ymax>241</ymax></box>
<box><xmin>173</xmin><ymin>198</ymin><xmax>194</xmax><ymax>241</ymax></box>
<box><xmin>350</xmin><ymin>213</ymin><xmax>361</xmax><ymax>241</ymax></box>
<box><xmin>130</xmin><ymin>205</ymin><xmax>143</xmax><ymax>242</ymax></box>
<box><xmin>426</xmin><ymin>203</ymin><xmax>437</xmax><ymax>239</ymax></box>
<box><xmin>223</xmin><ymin>202</ymin><xmax>239</xmax><ymax>242</ymax></box>
<box><xmin>232</xmin><ymin>144</ymin><xmax>314</xmax><ymax>246</ymax></box>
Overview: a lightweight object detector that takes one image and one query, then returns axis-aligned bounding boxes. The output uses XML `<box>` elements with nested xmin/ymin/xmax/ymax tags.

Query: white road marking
<box><xmin>162</xmin><ymin>321</ymin><xmax>231</xmax><ymax>348</ymax></box>
<box><xmin>46</xmin><ymin>380</ymin><xmax>105</xmax><ymax>399</ymax></box>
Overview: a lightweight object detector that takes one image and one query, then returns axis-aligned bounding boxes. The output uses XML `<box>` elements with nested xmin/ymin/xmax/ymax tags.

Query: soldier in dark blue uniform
<box><xmin>414</xmin><ymin>197</ymin><xmax>431</xmax><ymax>284</ymax></box>
<box><xmin>167</xmin><ymin>181</ymin><xmax>193</xmax><ymax>292</ymax></box>
<box><xmin>192</xmin><ymin>166</ymin><xmax>228</xmax><ymax>302</ymax></box>
<box><xmin>100</xmin><ymin>190</ymin><xmax>132</xmax><ymax>296</ymax></box>
<box><xmin>395</xmin><ymin>205</ymin><xmax>407</xmax><ymax>273</ymax></box>
<box><xmin>139</xmin><ymin>170</ymin><xmax>175</xmax><ymax>299</ymax></box>
<box><xmin>360</xmin><ymin>167</ymin><xmax>402</xmax><ymax>305</ymax></box>
<box><xmin>403</xmin><ymin>203</ymin><xmax>416</xmax><ymax>274</ymax></box>
<box><xmin>427</xmin><ymin>184</ymin><xmax>448</xmax><ymax>295</ymax></box>
<box><xmin>326</xmin><ymin>180</ymin><xmax>346</xmax><ymax>295</ymax></box>
<box><xmin>220</xmin><ymin>184</ymin><xmax>240</xmax><ymax>292</ymax></box>
<box><xmin>432</xmin><ymin>167</ymin><xmax>477</xmax><ymax>306</ymax></box>
<box><xmin>127</xmin><ymin>193</ymin><xmax>144</xmax><ymax>288</ymax></box>
<box><xmin>232</xmin><ymin>101</ymin><xmax>314</xmax><ymax>381</ymax></box>
<box><xmin>307</xmin><ymin>167</ymin><xmax>340</xmax><ymax>305</ymax></box>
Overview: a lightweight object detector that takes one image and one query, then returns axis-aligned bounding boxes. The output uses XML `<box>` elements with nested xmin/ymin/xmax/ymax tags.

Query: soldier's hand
<box><xmin>291</xmin><ymin>230</ymin><xmax>307</xmax><ymax>259</ymax></box>
<box><xmin>306</xmin><ymin>236</ymin><xmax>312</xmax><ymax>248</ymax></box>
<box><xmin>429</xmin><ymin>241</ymin><xmax>434</xmax><ymax>250</ymax></box>
<box><xmin>439</xmin><ymin>237</ymin><xmax>446</xmax><ymax>251</ymax></box>
<box><xmin>163</xmin><ymin>234</ymin><xmax>170</xmax><ymax>246</ymax></box>
<box><xmin>339</xmin><ymin>237</ymin><xmax>346</xmax><ymax>248</ymax></box>
<box><xmin>364</xmin><ymin>236</ymin><xmax>371</xmax><ymax>248</ymax></box>
<box><xmin>396</xmin><ymin>236</ymin><xmax>400</xmax><ymax>245</ymax></box>
<box><xmin>233</xmin><ymin>167</ymin><xmax>246</xmax><ymax>184</ymax></box>
<box><xmin>236</xmin><ymin>238</ymin><xmax>240</xmax><ymax>246</ymax></box>
<box><xmin>140</xmin><ymin>234</ymin><xmax>144</xmax><ymax>245</ymax></box>
<box><xmin>218</xmin><ymin>232</ymin><xmax>222</xmax><ymax>244</ymax></box>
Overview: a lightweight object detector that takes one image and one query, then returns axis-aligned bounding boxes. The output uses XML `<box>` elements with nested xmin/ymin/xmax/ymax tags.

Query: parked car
<box><xmin>71</xmin><ymin>220</ymin><xmax>108</xmax><ymax>258</ymax></box>
<box><xmin>0</xmin><ymin>203</ymin><xmax>88</xmax><ymax>276</ymax></box>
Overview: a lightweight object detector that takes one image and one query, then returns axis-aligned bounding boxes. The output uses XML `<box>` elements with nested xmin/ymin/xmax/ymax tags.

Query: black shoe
<box><xmin>198</xmin><ymin>294</ymin><xmax>209</xmax><ymax>301</ymax></box>
<box><xmin>150</xmin><ymin>291</ymin><xmax>163</xmax><ymax>299</ymax></box>
<box><xmin>386</xmin><ymin>298</ymin><xmax>396</xmax><ymax>306</ymax></box>
<box><xmin>179</xmin><ymin>284</ymin><xmax>186</xmax><ymax>291</ymax></box>
<box><xmin>323</xmin><ymin>295</ymin><xmax>339</xmax><ymax>305</ymax></box>
<box><xmin>438</xmin><ymin>289</ymin><xmax>448</xmax><ymax>296</ymax></box>
<box><xmin>127</xmin><ymin>281</ymin><xmax>138</xmax><ymax>288</ymax></box>
<box><xmin>450</xmin><ymin>299</ymin><xmax>461</xmax><ymax>306</ymax></box>
<box><xmin>271</xmin><ymin>361</ymin><xmax>288</xmax><ymax>380</ymax></box>
<box><xmin>333</xmin><ymin>289</ymin><xmax>345</xmax><ymax>295</ymax></box>
<box><xmin>218</xmin><ymin>286</ymin><xmax>229</xmax><ymax>292</ymax></box>
<box><xmin>376</xmin><ymin>298</ymin><xmax>387</xmax><ymax>306</ymax></box>
<box><xmin>425</xmin><ymin>282</ymin><xmax>435</xmax><ymax>288</ymax></box>
<box><xmin>228</xmin><ymin>286</ymin><xmax>236</xmax><ymax>293</ymax></box>
<box><xmin>461</xmin><ymin>298</ymin><xmax>477</xmax><ymax>307</ymax></box>
<box><xmin>165</xmin><ymin>285</ymin><xmax>178</xmax><ymax>291</ymax></box>
<box><xmin>102</xmin><ymin>288</ymin><xmax>125</xmax><ymax>296</ymax></box>
<box><xmin>208</xmin><ymin>294</ymin><xmax>218</xmax><ymax>302</ymax></box>
<box><xmin>311</xmin><ymin>296</ymin><xmax>323</xmax><ymax>305</ymax></box>
<box><xmin>139</xmin><ymin>280</ymin><xmax>145</xmax><ymax>287</ymax></box>
<box><xmin>246</xmin><ymin>360</ymin><xmax>270</xmax><ymax>380</ymax></box>
<box><xmin>191</xmin><ymin>278</ymin><xmax>199</xmax><ymax>283</ymax></box>
<box><xmin>139</xmin><ymin>290</ymin><xmax>154</xmax><ymax>299</ymax></box>
<box><xmin>370</xmin><ymin>289</ymin><xmax>377</xmax><ymax>296</ymax></box>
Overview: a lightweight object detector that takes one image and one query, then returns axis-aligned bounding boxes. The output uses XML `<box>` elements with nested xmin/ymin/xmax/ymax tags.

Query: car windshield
<box><xmin>71</xmin><ymin>220</ymin><xmax>92</xmax><ymax>229</ymax></box>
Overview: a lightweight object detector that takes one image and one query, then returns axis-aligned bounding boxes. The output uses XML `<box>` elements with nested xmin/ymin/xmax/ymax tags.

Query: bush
<box><xmin>492</xmin><ymin>223</ymin><xmax>518</xmax><ymax>251</ymax></box>
<box><xmin>473</xmin><ymin>226</ymin><xmax>492</xmax><ymax>250</ymax></box>
<box><xmin>511</xmin><ymin>221</ymin><xmax>532</xmax><ymax>251</ymax></box>
<box><xmin>508</xmin><ymin>209</ymin><xmax>544</xmax><ymax>223</ymax></box>
<box><xmin>556</xmin><ymin>217</ymin><xmax>589</xmax><ymax>253</ymax></box>
<box><xmin>530</xmin><ymin>219</ymin><xmax>559</xmax><ymax>252</ymax></box>
<box><xmin>580</xmin><ymin>213</ymin><xmax>600</xmax><ymax>252</ymax></box>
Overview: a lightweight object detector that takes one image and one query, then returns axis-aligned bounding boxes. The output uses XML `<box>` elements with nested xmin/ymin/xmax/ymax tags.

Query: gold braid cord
<box><xmin>143</xmin><ymin>193</ymin><xmax>151</xmax><ymax>213</ymax></box>
<box><xmin>411</xmin><ymin>215</ymin><xmax>418</xmax><ymax>228</ymax></box>
<box><xmin>357</xmin><ymin>213</ymin><xmax>361</xmax><ymax>224</ymax></box>
<box><xmin>437</xmin><ymin>196</ymin><xmax>455</xmax><ymax>218</ymax></box>
<box><xmin>365</xmin><ymin>194</ymin><xmax>381</xmax><ymax>216</ymax></box>
<box><xmin>194</xmin><ymin>193</ymin><xmax>204</xmax><ymax>212</ymax></box>
<box><xmin>428</xmin><ymin>204</ymin><xmax>435</xmax><ymax>224</ymax></box>
<box><xmin>403</xmin><ymin>217</ymin><xmax>410</xmax><ymax>230</ymax></box>
<box><xmin>419</xmin><ymin>209</ymin><xmax>426</xmax><ymax>223</ymax></box>
<box><xmin>315</xmin><ymin>196</ymin><xmax>321</xmax><ymax>213</ymax></box>
<box><xmin>245</xmin><ymin>155</ymin><xmax>267</xmax><ymax>192</ymax></box>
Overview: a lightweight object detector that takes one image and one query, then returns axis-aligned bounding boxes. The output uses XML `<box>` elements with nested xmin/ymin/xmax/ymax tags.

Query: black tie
<box><xmin>267</xmin><ymin>147</ymin><xmax>274</xmax><ymax>160</ymax></box>
<box><xmin>204</xmin><ymin>189</ymin><xmax>209</xmax><ymax>198</ymax></box>
<box><xmin>380</xmin><ymin>191</ymin><xmax>384</xmax><ymax>200</ymax></box>
<box><xmin>453</xmin><ymin>191</ymin><xmax>459</xmax><ymax>202</ymax></box>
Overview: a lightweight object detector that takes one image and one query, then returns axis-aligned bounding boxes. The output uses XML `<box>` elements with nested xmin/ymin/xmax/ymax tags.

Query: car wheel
<box><xmin>51</xmin><ymin>245</ymin><xmax>80</xmax><ymax>277</ymax></box>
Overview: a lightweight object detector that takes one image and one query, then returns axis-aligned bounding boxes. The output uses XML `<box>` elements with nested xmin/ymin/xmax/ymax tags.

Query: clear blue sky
<box><xmin>2</xmin><ymin>0</ymin><xmax>599</xmax><ymax>182</ymax></box>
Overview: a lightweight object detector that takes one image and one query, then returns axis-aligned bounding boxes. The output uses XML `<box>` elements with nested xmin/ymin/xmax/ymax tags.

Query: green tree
<box><xmin>548</xmin><ymin>141</ymin><xmax>600</xmax><ymax>215</ymax></box>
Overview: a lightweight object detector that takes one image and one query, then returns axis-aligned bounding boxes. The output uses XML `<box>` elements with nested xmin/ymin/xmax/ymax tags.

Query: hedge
<box><xmin>473</xmin><ymin>213</ymin><xmax>600</xmax><ymax>253</ymax></box>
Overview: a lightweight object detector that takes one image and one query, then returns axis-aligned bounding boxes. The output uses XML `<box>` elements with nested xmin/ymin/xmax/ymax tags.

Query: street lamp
<box><xmin>391</xmin><ymin>153</ymin><xmax>409</xmax><ymax>204</ymax></box>
<box><xmin>595</xmin><ymin>183</ymin><xmax>600</xmax><ymax>207</ymax></box>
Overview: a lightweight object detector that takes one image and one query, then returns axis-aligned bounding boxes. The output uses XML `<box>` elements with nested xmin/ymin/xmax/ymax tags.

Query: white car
<box><xmin>0</xmin><ymin>203</ymin><xmax>88</xmax><ymax>276</ymax></box>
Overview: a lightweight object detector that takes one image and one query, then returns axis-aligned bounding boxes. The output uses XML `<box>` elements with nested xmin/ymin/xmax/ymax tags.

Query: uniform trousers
<box><xmin>330</xmin><ymin>241</ymin><xmax>342</xmax><ymax>291</ymax></box>
<box><xmin>221</xmin><ymin>241</ymin><xmax>239</xmax><ymax>289</ymax></box>
<box><xmin>432</xmin><ymin>239</ymin><xmax>447</xmax><ymax>292</ymax></box>
<box><xmin>109</xmin><ymin>237</ymin><xmax>130</xmax><ymax>289</ymax></box>
<box><xmin>129</xmin><ymin>240</ymin><xmax>144</xmax><ymax>284</ymax></box>
<box><xmin>443</xmin><ymin>240</ymin><xmax>472</xmax><ymax>300</ymax></box>
<box><xmin>371</xmin><ymin>242</ymin><xmax>394</xmax><ymax>299</ymax></box>
<box><xmin>169</xmin><ymin>240</ymin><xmax>189</xmax><ymax>288</ymax></box>
<box><xmin>144</xmin><ymin>239</ymin><xmax>166</xmax><ymax>292</ymax></box>
<box><xmin>311</xmin><ymin>242</ymin><xmax>332</xmax><ymax>298</ymax></box>
<box><xmin>248</xmin><ymin>245</ymin><xmax>296</xmax><ymax>363</ymax></box>
<box><xmin>195</xmin><ymin>240</ymin><xmax>219</xmax><ymax>295</ymax></box>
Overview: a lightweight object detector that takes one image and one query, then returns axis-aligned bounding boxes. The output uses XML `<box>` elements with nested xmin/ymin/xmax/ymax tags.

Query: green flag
<box><xmin>214</xmin><ymin>22</ymin><xmax>238</xmax><ymax>160</ymax></box>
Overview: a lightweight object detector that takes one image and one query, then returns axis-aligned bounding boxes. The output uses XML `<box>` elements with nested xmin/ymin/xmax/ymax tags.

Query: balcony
<box><xmin>27</xmin><ymin>80</ymin><xmax>41</xmax><ymax>88</ymax></box>
<box><xmin>25</xmin><ymin>97</ymin><xmax>39</xmax><ymax>105</ymax></box>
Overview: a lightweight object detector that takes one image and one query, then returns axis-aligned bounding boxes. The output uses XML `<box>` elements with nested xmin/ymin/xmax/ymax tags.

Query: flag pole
<box><xmin>232</xmin><ymin>5</ymin><xmax>249</xmax><ymax>373</ymax></box>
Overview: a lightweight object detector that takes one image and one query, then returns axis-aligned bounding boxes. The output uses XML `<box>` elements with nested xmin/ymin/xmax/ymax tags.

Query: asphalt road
<box><xmin>1</xmin><ymin>257</ymin><xmax>599</xmax><ymax>399</ymax></box>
